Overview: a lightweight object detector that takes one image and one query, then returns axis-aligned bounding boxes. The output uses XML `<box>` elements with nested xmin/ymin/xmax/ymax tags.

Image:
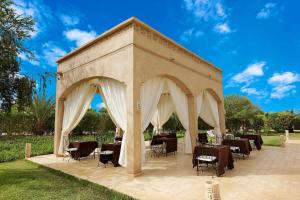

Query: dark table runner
<box><xmin>241</xmin><ymin>134</ymin><xmax>263</xmax><ymax>150</ymax></box>
<box><xmin>101</xmin><ymin>143</ymin><xmax>121</xmax><ymax>167</ymax></box>
<box><xmin>192</xmin><ymin>145</ymin><xmax>234</xmax><ymax>176</ymax></box>
<box><xmin>222</xmin><ymin>138</ymin><xmax>252</xmax><ymax>155</ymax></box>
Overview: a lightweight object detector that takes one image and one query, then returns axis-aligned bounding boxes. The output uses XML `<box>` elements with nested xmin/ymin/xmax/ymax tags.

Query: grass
<box><xmin>0</xmin><ymin>132</ymin><xmax>115</xmax><ymax>163</ymax></box>
<box><xmin>0</xmin><ymin>160</ymin><xmax>134</xmax><ymax>200</ymax></box>
<box><xmin>261</xmin><ymin>135</ymin><xmax>282</xmax><ymax>146</ymax></box>
<box><xmin>261</xmin><ymin>132</ymin><xmax>300</xmax><ymax>147</ymax></box>
<box><xmin>0</xmin><ymin>135</ymin><xmax>53</xmax><ymax>163</ymax></box>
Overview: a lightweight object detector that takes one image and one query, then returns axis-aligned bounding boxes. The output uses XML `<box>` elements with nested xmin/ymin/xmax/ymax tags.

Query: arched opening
<box><xmin>141</xmin><ymin>75</ymin><xmax>194</xmax><ymax>158</ymax></box>
<box><xmin>196</xmin><ymin>88</ymin><xmax>223</xmax><ymax>144</ymax></box>
<box><xmin>56</xmin><ymin>77</ymin><xmax>127</xmax><ymax>166</ymax></box>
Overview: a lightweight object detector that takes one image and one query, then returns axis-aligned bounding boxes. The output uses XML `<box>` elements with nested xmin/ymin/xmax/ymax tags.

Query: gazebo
<box><xmin>54</xmin><ymin>17</ymin><xmax>225</xmax><ymax>176</ymax></box>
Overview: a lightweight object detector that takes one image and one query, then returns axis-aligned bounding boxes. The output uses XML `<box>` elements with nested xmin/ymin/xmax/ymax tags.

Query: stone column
<box><xmin>218</xmin><ymin>101</ymin><xmax>226</xmax><ymax>134</ymax></box>
<box><xmin>188</xmin><ymin>95</ymin><xmax>198</xmax><ymax>152</ymax></box>
<box><xmin>54</xmin><ymin>98</ymin><xmax>64</xmax><ymax>156</ymax></box>
<box><xmin>125</xmin><ymin>79</ymin><xmax>142</xmax><ymax>176</ymax></box>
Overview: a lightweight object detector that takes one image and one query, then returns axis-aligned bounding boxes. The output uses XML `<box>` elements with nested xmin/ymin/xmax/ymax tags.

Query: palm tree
<box><xmin>30</xmin><ymin>94</ymin><xmax>55</xmax><ymax>135</ymax></box>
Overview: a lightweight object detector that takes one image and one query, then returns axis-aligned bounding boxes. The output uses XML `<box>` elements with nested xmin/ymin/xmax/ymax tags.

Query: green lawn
<box><xmin>261</xmin><ymin>135</ymin><xmax>282</xmax><ymax>146</ymax></box>
<box><xmin>261</xmin><ymin>133</ymin><xmax>300</xmax><ymax>147</ymax></box>
<box><xmin>0</xmin><ymin>160</ymin><xmax>134</xmax><ymax>200</ymax></box>
<box><xmin>0</xmin><ymin>133</ymin><xmax>114</xmax><ymax>163</ymax></box>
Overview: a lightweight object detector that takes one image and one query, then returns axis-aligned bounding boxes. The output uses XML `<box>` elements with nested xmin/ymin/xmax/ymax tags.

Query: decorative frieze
<box><xmin>133</xmin><ymin>22</ymin><xmax>221</xmax><ymax>73</ymax></box>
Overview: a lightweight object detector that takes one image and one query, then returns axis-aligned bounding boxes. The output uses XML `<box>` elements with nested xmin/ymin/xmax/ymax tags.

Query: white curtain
<box><xmin>205</xmin><ymin>92</ymin><xmax>222</xmax><ymax>137</ymax></box>
<box><xmin>99</xmin><ymin>79</ymin><xmax>128</xmax><ymax>166</ymax></box>
<box><xmin>197</xmin><ymin>91</ymin><xmax>221</xmax><ymax>137</ymax></box>
<box><xmin>140</xmin><ymin>77</ymin><xmax>165</xmax><ymax>163</ymax></box>
<box><xmin>58</xmin><ymin>81</ymin><xmax>97</xmax><ymax>154</ymax></box>
<box><xmin>151</xmin><ymin>95</ymin><xmax>174</xmax><ymax>134</ymax></box>
<box><xmin>166</xmin><ymin>79</ymin><xmax>192</xmax><ymax>153</ymax></box>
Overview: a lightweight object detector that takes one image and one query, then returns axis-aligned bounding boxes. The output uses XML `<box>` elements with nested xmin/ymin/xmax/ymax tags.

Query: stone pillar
<box><xmin>218</xmin><ymin>101</ymin><xmax>226</xmax><ymax>135</ymax></box>
<box><xmin>54</xmin><ymin>98</ymin><xmax>64</xmax><ymax>156</ymax></box>
<box><xmin>188</xmin><ymin>95</ymin><xmax>198</xmax><ymax>152</ymax></box>
<box><xmin>125</xmin><ymin>79</ymin><xmax>142</xmax><ymax>176</ymax></box>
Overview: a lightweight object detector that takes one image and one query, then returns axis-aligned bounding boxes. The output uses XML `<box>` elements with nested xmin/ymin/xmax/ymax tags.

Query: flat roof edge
<box><xmin>56</xmin><ymin>17</ymin><xmax>222</xmax><ymax>73</ymax></box>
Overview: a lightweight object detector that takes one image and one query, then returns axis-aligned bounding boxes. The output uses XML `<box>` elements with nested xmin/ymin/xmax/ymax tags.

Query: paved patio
<box><xmin>29</xmin><ymin>140</ymin><xmax>300</xmax><ymax>200</ymax></box>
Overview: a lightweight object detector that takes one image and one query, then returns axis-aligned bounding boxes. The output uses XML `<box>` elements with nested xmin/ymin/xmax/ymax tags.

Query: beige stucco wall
<box><xmin>54</xmin><ymin>17</ymin><xmax>225</xmax><ymax>176</ymax></box>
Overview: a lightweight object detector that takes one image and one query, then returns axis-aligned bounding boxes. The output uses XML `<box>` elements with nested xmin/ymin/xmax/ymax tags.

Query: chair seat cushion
<box><xmin>197</xmin><ymin>155</ymin><xmax>217</xmax><ymax>162</ymax></box>
<box><xmin>230</xmin><ymin>146</ymin><xmax>240</xmax><ymax>152</ymax></box>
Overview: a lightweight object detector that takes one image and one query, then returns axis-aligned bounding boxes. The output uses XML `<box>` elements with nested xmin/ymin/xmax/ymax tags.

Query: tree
<box><xmin>99</xmin><ymin>107</ymin><xmax>115</xmax><ymax>132</ymax></box>
<box><xmin>224</xmin><ymin>95</ymin><xmax>263</xmax><ymax>133</ymax></box>
<box><xmin>250</xmin><ymin>114</ymin><xmax>265</xmax><ymax>134</ymax></box>
<box><xmin>267</xmin><ymin>111</ymin><xmax>294</xmax><ymax>133</ymax></box>
<box><xmin>30</xmin><ymin>94</ymin><xmax>55</xmax><ymax>135</ymax></box>
<box><xmin>0</xmin><ymin>0</ymin><xmax>36</xmax><ymax>112</ymax></box>
<box><xmin>163</xmin><ymin>113</ymin><xmax>183</xmax><ymax>131</ymax></box>
<box><xmin>293</xmin><ymin>115</ymin><xmax>300</xmax><ymax>130</ymax></box>
<box><xmin>74</xmin><ymin>109</ymin><xmax>100</xmax><ymax>134</ymax></box>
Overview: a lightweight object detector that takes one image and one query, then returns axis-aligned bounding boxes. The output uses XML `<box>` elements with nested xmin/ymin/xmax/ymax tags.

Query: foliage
<box><xmin>14</xmin><ymin>76</ymin><xmax>36</xmax><ymax>111</ymax></box>
<box><xmin>292</xmin><ymin>115</ymin><xmax>300</xmax><ymax>130</ymax></box>
<box><xmin>224</xmin><ymin>95</ymin><xmax>262</xmax><ymax>132</ymax></box>
<box><xmin>144</xmin><ymin>131</ymin><xmax>153</xmax><ymax>141</ymax></box>
<box><xmin>163</xmin><ymin>113</ymin><xmax>183</xmax><ymax>131</ymax></box>
<box><xmin>74</xmin><ymin>109</ymin><xmax>101</xmax><ymax>134</ymax></box>
<box><xmin>0</xmin><ymin>160</ymin><xmax>134</xmax><ymax>200</ymax></box>
<box><xmin>99</xmin><ymin>108</ymin><xmax>116</xmax><ymax>132</ymax></box>
<box><xmin>0</xmin><ymin>135</ymin><xmax>53</xmax><ymax>162</ymax></box>
<box><xmin>30</xmin><ymin>94</ymin><xmax>55</xmax><ymax>135</ymax></box>
<box><xmin>266</xmin><ymin>111</ymin><xmax>294</xmax><ymax>133</ymax></box>
<box><xmin>250</xmin><ymin>114</ymin><xmax>265</xmax><ymax>133</ymax></box>
<box><xmin>0</xmin><ymin>0</ymin><xmax>36</xmax><ymax>112</ymax></box>
<box><xmin>0</xmin><ymin>111</ymin><xmax>34</xmax><ymax>134</ymax></box>
<box><xmin>176</xmin><ymin>130</ymin><xmax>185</xmax><ymax>138</ymax></box>
<box><xmin>73</xmin><ymin>108</ymin><xmax>116</xmax><ymax>135</ymax></box>
<box><xmin>198</xmin><ymin>117</ymin><xmax>213</xmax><ymax>130</ymax></box>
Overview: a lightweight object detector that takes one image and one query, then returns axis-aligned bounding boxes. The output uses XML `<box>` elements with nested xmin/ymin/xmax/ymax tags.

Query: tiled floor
<box><xmin>29</xmin><ymin>140</ymin><xmax>300</xmax><ymax>200</ymax></box>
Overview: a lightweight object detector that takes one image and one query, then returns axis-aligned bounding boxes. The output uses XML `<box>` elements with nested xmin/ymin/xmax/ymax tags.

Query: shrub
<box><xmin>267</xmin><ymin>112</ymin><xmax>294</xmax><ymax>133</ymax></box>
<box><xmin>0</xmin><ymin>112</ymin><xmax>34</xmax><ymax>134</ymax></box>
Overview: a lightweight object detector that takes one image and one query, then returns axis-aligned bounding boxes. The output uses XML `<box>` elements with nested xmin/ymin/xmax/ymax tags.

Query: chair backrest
<box><xmin>225</xmin><ymin>134</ymin><xmax>234</xmax><ymax>140</ymax></box>
<box><xmin>198</xmin><ymin>133</ymin><xmax>208</xmax><ymax>144</ymax></box>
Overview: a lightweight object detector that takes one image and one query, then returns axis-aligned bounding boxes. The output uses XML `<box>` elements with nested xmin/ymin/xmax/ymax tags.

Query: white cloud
<box><xmin>96</xmin><ymin>102</ymin><xmax>106</xmax><ymax>110</ymax></box>
<box><xmin>59</xmin><ymin>14</ymin><xmax>79</xmax><ymax>26</ymax></box>
<box><xmin>241</xmin><ymin>87</ymin><xmax>261</xmax><ymax>96</ymax></box>
<box><xmin>42</xmin><ymin>43</ymin><xmax>66</xmax><ymax>67</ymax></box>
<box><xmin>18</xmin><ymin>52</ymin><xmax>40</xmax><ymax>66</ymax></box>
<box><xmin>12</xmin><ymin>0</ymin><xmax>52</xmax><ymax>37</ymax></box>
<box><xmin>180</xmin><ymin>28</ymin><xmax>204</xmax><ymax>41</ymax></box>
<box><xmin>257</xmin><ymin>2</ymin><xmax>277</xmax><ymax>19</ymax></box>
<box><xmin>231</xmin><ymin>61</ymin><xmax>266</xmax><ymax>85</ymax></box>
<box><xmin>63</xmin><ymin>29</ymin><xmax>97</xmax><ymax>47</ymax></box>
<box><xmin>214</xmin><ymin>22</ymin><xmax>231</xmax><ymax>34</ymax></box>
<box><xmin>268</xmin><ymin>72</ymin><xmax>300</xmax><ymax>99</ymax></box>
<box><xmin>182</xmin><ymin>0</ymin><xmax>233</xmax><ymax>37</ymax></box>
<box><xmin>241</xmin><ymin>87</ymin><xmax>267</xmax><ymax>99</ymax></box>
<box><xmin>183</xmin><ymin>0</ymin><xmax>227</xmax><ymax>21</ymax></box>
<box><xmin>268</xmin><ymin>72</ymin><xmax>300</xmax><ymax>85</ymax></box>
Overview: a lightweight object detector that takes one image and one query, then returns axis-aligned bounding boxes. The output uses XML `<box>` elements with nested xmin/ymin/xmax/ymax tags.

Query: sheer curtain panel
<box><xmin>58</xmin><ymin>81</ymin><xmax>97</xmax><ymax>154</ymax></box>
<box><xmin>166</xmin><ymin>79</ymin><xmax>192</xmax><ymax>153</ymax></box>
<box><xmin>99</xmin><ymin>79</ymin><xmax>128</xmax><ymax>166</ymax></box>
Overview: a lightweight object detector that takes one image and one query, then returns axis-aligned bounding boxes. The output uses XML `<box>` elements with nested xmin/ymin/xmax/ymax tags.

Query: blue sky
<box><xmin>14</xmin><ymin>0</ymin><xmax>300</xmax><ymax>112</ymax></box>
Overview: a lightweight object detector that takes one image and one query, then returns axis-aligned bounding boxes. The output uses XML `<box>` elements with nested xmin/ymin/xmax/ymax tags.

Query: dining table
<box><xmin>241</xmin><ymin>134</ymin><xmax>263</xmax><ymax>150</ymax></box>
<box><xmin>222</xmin><ymin>138</ymin><xmax>252</xmax><ymax>156</ymax></box>
<box><xmin>192</xmin><ymin>144</ymin><xmax>234</xmax><ymax>176</ymax></box>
